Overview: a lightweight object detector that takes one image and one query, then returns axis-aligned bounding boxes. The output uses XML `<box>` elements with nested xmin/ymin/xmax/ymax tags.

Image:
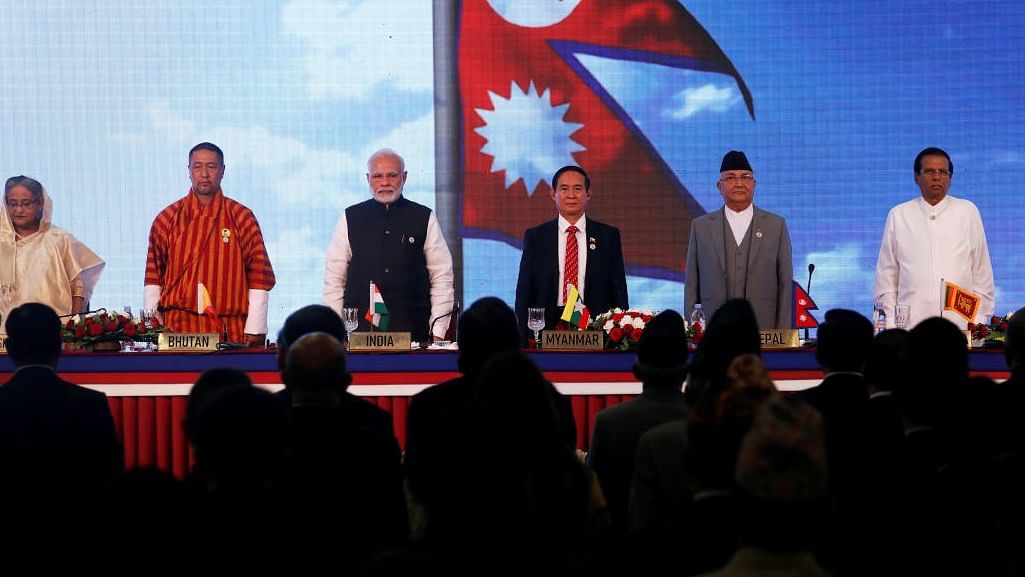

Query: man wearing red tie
<box><xmin>515</xmin><ymin>165</ymin><xmax>629</xmax><ymax>343</ymax></box>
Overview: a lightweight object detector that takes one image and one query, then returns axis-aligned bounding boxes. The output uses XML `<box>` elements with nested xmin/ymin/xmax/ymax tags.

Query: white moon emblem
<box><xmin>486</xmin><ymin>0</ymin><xmax>582</xmax><ymax>28</ymax></box>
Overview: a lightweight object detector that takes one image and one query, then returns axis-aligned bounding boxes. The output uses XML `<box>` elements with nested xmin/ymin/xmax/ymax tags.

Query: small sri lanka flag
<box><xmin>197</xmin><ymin>282</ymin><xmax>216</xmax><ymax>316</ymax></box>
<box><xmin>364</xmin><ymin>281</ymin><xmax>390</xmax><ymax>330</ymax></box>
<box><xmin>560</xmin><ymin>284</ymin><xmax>590</xmax><ymax>329</ymax></box>
<box><xmin>943</xmin><ymin>280</ymin><xmax>980</xmax><ymax>322</ymax></box>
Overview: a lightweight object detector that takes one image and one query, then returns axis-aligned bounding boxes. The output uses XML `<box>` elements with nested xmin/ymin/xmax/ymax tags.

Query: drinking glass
<box><xmin>895</xmin><ymin>304</ymin><xmax>911</xmax><ymax>329</ymax></box>
<box><xmin>342</xmin><ymin>307</ymin><xmax>360</xmax><ymax>343</ymax></box>
<box><xmin>527</xmin><ymin>307</ymin><xmax>545</xmax><ymax>346</ymax></box>
<box><xmin>140</xmin><ymin>308</ymin><xmax>156</xmax><ymax>328</ymax></box>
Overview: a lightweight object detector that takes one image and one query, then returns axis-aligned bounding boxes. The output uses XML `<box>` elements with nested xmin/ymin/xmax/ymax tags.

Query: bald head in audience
<box><xmin>282</xmin><ymin>332</ymin><xmax>352</xmax><ymax>404</ymax></box>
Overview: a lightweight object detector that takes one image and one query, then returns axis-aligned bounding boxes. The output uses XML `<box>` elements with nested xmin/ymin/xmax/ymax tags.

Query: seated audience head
<box><xmin>5</xmin><ymin>303</ymin><xmax>62</xmax><ymax>367</ymax></box>
<box><xmin>900</xmin><ymin>316</ymin><xmax>967</xmax><ymax>426</ymax></box>
<box><xmin>456</xmin><ymin>297</ymin><xmax>520</xmax><ymax>378</ymax></box>
<box><xmin>185</xmin><ymin>368</ymin><xmax>253</xmax><ymax>440</ymax></box>
<box><xmin>474</xmin><ymin>350</ymin><xmax>564</xmax><ymax>452</ymax></box>
<box><xmin>190</xmin><ymin>385</ymin><xmax>288</xmax><ymax>490</ymax></box>
<box><xmin>276</xmin><ymin>304</ymin><xmax>347</xmax><ymax>370</ymax></box>
<box><xmin>1005</xmin><ymin>306</ymin><xmax>1025</xmax><ymax>372</ymax></box>
<box><xmin>734</xmin><ymin>395</ymin><xmax>827</xmax><ymax>551</ymax></box>
<box><xmin>686</xmin><ymin>298</ymin><xmax>760</xmax><ymax>411</ymax></box>
<box><xmin>282</xmin><ymin>332</ymin><xmax>351</xmax><ymax>401</ymax></box>
<box><xmin>632</xmin><ymin>309</ymin><xmax>689</xmax><ymax>388</ymax></box>
<box><xmin>814</xmin><ymin>308</ymin><xmax>874</xmax><ymax>373</ymax></box>
<box><xmin>863</xmin><ymin>328</ymin><xmax>910</xmax><ymax>393</ymax></box>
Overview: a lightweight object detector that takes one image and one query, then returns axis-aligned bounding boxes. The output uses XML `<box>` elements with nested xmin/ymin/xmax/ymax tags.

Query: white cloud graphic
<box><xmin>801</xmin><ymin>243</ymin><xmax>877</xmax><ymax>317</ymax></box>
<box><xmin>281</xmin><ymin>0</ymin><xmax>433</xmax><ymax>99</ymax></box>
<box><xmin>668</xmin><ymin>83</ymin><xmax>740</xmax><ymax>120</ymax></box>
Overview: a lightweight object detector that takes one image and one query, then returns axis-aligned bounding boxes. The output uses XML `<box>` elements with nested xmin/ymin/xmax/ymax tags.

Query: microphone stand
<box><xmin>423</xmin><ymin>302</ymin><xmax>459</xmax><ymax>349</ymax></box>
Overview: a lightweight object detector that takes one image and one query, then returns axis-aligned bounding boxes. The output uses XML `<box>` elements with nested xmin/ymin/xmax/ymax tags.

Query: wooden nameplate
<box><xmin>348</xmin><ymin>331</ymin><xmax>411</xmax><ymax>351</ymax></box>
<box><xmin>759</xmin><ymin>329</ymin><xmax>800</xmax><ymax>349</ymax></box>
<box><xmin>158</xmin><ymin>333</ymin><xmax>219</xmax><ymax>352</ymax></box>
<box><xmin>541</xmin><ymin>330</ymin><xmax>604</xmax><ymax>351</ymax></box>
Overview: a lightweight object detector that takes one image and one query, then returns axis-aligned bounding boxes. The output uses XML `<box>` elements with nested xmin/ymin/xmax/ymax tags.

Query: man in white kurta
<box><xmin>873</xmin><ymin>148</ymin><xmax>994</xmax><ymax>329</ymax></box>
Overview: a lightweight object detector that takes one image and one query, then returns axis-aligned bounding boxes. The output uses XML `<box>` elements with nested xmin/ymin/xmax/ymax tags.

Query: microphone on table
<box><xmin>422</xmin><ymin>302</ymin><xmax>460</xmax><ymax>349</ymax></box>
<box><xmin>214</xmin><ymin>316</ymin><xmax>247</xmax><ymax>350</ymax></box>
<box><xmin>803</xmin><ymin>263</ymin><xmax>816</xmax><ymax>347</ymax></box>
<box><xmin>58</xmin><ymin>307</ymin><xmax>107</xmax><ymax>319</ymax></box>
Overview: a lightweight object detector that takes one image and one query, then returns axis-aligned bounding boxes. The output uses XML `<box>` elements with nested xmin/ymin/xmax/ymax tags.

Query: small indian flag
<box><xmin>197</xmin><ymin>282</ymin><xmax>216</xmax><ymax>316</ymax></box>
<box><xmin>560</xmin><ymin>284</ymin><xmax>590</xmax><ymax>329</ymax></box>
<box><xmin>364</xmin><ymin>281</ymin><xmax>390</xmax><ymax>330</ymax></box>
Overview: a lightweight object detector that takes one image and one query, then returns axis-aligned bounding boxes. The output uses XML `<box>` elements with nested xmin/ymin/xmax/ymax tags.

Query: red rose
<box><xmin>137</xmin><ymin>322</ymin><xmax>147</xmax><ymax>334</ymax></box>
<box><xmin>99</xmin><ymin>313</ymin><xmax>108</xmax><ymax>322</ymax></box>
<box><xmin>992</xmin><ymin>316</ymin><xmax>1002</xmax><ymax>324</ymax></box>
<box><xmin>1000</xmin><ymin>321</ymin><xmax>1008</xmax><ymax>331</ymax></box>
<box><xmin>622</xmin><ymin>325</ymin><xmax>634</xmax><ymax>337</ymax></box>
<box><xmin>691</xmin><ymin>332</ymin><xmax>704</xmax><ymax>346</ymax></box>
<box><xmin>65</xmin><ymin>319</ymin><xmax>75</xmax><ymax>329</ymax></box>
<box><xmin>641</xmin><ymin>314</ymin><xmax>652</xmax><ymax>322</ymax></box>
<box><xmin>124</xmin><ymin>323</ymin><xmax>137</xmax><ymax>337</ymax></box>
<box><xmin>89</xmin><ymin>324</ymin><xmax>103</xmax><ymax>337</ymax></box>
<box><xmin>691</xmin><ymin>322</ymin><xmax>703</xmax><ymax>334</ymax></box>
<box><xmin>612</xmin><ymin>313</ymin><xmax>624</xmax><ymax>323</ymax></box>
<box><xmin>979</xmin><ymin>325</ymin><xmax>990</xmax><ymax>337</ymax></box>
<box><xmin>609</xmin><ymin>327</ymin><xmax>623</xmax><ymax>342</ymax></box>
<box><xmin>632</xmin><ymin>328</ymin><xmax>644</xmax><ymax>341</ymax></box>
<box><xmin>84</xmin><ymin>316</ymin><xmax>94</xmax><ymax>325</ymax></box>
<box><xmin>75</xmin><ymin>326</ymin><xmax>86</xmax><ymax>338</ymax></box>
<box><xmin>106</xmin><ymin>321</ymin><xmax>118</xmax><ymax>332</ymax></box>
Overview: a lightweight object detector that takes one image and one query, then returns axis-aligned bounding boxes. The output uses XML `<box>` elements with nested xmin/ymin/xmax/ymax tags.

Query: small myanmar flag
<box><xmin>197</xmin><ymin>282</ymin><xmax>216</xmax><ymax>316</ymax></box>
<box><xmin>364</xmin><ymin>281</ymin><xmax>390</xmax><ymax>330</ymax></box>
<box><xmin>560</xmin><ymin>284</ymin><xmax>590</xmax><ymax>329</ymax></box>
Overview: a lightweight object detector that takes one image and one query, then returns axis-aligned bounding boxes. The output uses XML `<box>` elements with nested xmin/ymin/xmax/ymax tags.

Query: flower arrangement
<box><xmin>589</xmin><ymin>308</ymin><xmax>656</xmax><ymax>351</ymax></box>
<box><xmin>686</xmin><ymin>318</ymin><xmax>705</xmax><ymax>349</ymax></box>
<box><xmin>967</xmin><ymin>313</ymin><xmax>1012</xmax><ymax>347</ymax></box>
<box><xmin>63</xmin><ymin>310</ymin><xmax>165</xmax><ymax>351</ymax></box>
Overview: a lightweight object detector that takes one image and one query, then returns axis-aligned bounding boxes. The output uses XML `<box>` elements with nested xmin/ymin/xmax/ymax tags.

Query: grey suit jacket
<box><xmin>684</xmin><ymin>206</ymin><xmax>792</xmax><ymax>329</ymax></box>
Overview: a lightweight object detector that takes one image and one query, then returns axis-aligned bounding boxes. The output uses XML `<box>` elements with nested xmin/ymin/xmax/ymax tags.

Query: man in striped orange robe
<box><xmin>144</xmin><ymin>142</ymin><xmax>275</xmax><ymax>346</ymax></box>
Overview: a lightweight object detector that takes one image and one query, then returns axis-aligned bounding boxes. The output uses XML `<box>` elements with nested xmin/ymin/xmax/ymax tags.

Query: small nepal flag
<box><xmin>792</xmin><ymin>280</ymin><xmax>819</xmax><ymax>329</ymax></box>
<box><xmin>560</xmin><ymin>284</ymin><xmax>590</xmax><ymax>329</ymax></box>
<box><xmin>364</xmin><ymin>281</ymin><xmax>390</xmax><ymax>330</ymax></box>
<box><xmin>943</xmin><ymin>280</ymin><xmax>980</xmax><ymax>322</ymax></box>
<box><xmin>197</xmin><ymin>282</ymin><xmax>216</xmax><ymax>317</ymax></box>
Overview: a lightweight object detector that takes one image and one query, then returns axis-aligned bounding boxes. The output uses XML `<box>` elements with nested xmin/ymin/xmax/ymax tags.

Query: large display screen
<box><xmin>2</xmin><ymin>1</ymin><xmax>1021</xmax><ymax>336</ymax></box>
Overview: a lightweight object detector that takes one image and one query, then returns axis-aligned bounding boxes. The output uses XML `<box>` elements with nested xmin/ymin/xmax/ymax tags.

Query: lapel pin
<box><xmin>408</xmin><ymin>236</ymin><xmax>415</xmax><ymax>244</ymax></box>
<box><xmin>755</xmin><ymin>228</ymin><xmax>763</xmax><ymax>239</ymax></box>
<box><xmin>589</xmin><ymin>237</ymin><xmax>596</xmax><ymax>250</ymax></box>
<box><xmin>221</xmin><ymin>228</ymin><xmax>231</xmax><ymax>244</ymax></box>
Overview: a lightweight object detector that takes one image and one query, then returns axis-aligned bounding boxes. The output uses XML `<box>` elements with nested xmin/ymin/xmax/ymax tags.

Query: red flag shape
<box><xmin>792</xmin><ymin>280</ymin><xmax>819</xmax><ymax>329</ymax></box>
<box><xmin>458</xmin><ymin>0</ymin><xmax>753</xmax><ymax>280</ymax></box>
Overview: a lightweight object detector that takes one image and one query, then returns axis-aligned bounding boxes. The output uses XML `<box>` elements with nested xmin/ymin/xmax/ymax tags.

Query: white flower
<box><xmin>632</xmin><ymin>317</ymin><xmax>645</xmax><ymax>329</ymax></box>
<box><xmin>621</xmin><ymin>315</ymin><xmax>634</xmax><ymax>326</ymax></box>
<box><xmin>603</xmin><ymin>319</ymin><xmax>614</xmax><ymax>331</ymax></box>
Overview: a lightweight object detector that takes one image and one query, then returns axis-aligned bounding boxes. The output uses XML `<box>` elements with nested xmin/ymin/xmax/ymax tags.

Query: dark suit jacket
<box><xmin>685</xmin><ymin>206</ymin><xmax>792</xmax><ymax>329</ymax></box>
<box><xmin>586</xmin><ymin>388</ymin><xmax>688</xmax><ymax>532</ymax></box>
<box><xmin>0</xmin><ymin>366</ymin><xmax>122</xmax><ymax>482</ymax></box>
<box><xmin>0</xmin><ymin>365</ymin><xmax>122</xmax><ymax>546</ymax></box>
<box><xmin>515</xmin><ymin>217</ymin><xmax>629</xmax><ymax>340</ymax></box>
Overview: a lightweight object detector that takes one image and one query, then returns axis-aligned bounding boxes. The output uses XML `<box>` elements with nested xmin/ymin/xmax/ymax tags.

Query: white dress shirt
<box><xmin>874</xmin><ymin>194</ymin><xmax>995</xmax><ymax>329</ymax></box>
<box><xmin>557</xmin><ymin>214</ymin><xmax>588</xmax><ymax>306</ymax></box>
<box><xmin>323</xmin><ymin>203</ymin><xmax>455</xmax><ymax>338</ymax></box>
<box><xmin>724</xmin><ymin>204</ymin><xmax>754</xmax><ymax>245</ymax></box>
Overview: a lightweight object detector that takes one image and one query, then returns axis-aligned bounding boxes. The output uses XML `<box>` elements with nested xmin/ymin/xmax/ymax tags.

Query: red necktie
<box><xmin>564</xmin><ymin>225</ymin><xmax>579</xmax><ymax>303</ymax></box>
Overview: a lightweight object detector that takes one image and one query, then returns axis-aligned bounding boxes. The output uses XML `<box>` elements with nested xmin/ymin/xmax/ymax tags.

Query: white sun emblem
<box><xmin>475</xmin><ymin>80</ymin><xmax>585</xmax><ymax>195</ymax></box>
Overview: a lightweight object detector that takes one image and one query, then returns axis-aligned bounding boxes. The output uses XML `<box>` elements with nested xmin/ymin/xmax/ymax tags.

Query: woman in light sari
<box><xmin>0</xmin><ymin>176</ymin><xmax>104</xmax><ymax>320</ymax></box>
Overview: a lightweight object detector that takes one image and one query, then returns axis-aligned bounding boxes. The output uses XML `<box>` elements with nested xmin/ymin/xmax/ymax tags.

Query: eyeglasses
<box><xmin>5</xmin><ymin>199</ymin><xmax>38</xmax><ymax>209</ymax></box>
<box><xmin>719</xmin><ymin>174</ymin><xmax>754</xmax><ymax>184</ymax></box>
<box><xmin>919</xmin><ymin>169</ymin><xmax>951</xmax><ymax>179</ymax></box>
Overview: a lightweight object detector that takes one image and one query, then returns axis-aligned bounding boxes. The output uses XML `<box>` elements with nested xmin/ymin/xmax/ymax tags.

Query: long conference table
<box><xmin>0</xmin><ymin>349</ymin><xmax>1011</xmax><ymax>479</ymax></box>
